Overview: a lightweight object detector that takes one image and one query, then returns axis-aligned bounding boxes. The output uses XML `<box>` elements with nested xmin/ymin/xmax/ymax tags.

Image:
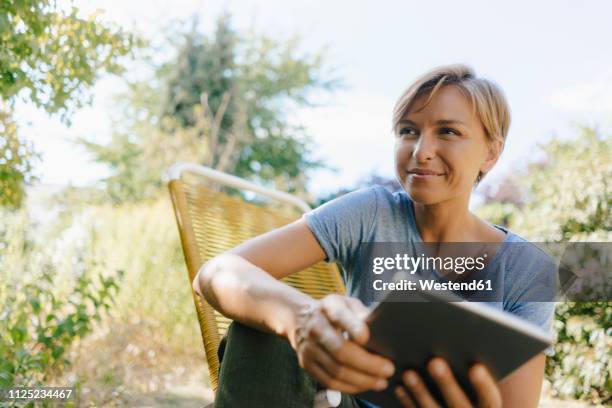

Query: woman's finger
<box><xmin>345</xmin><ymin>296</ymin><xmax>371</xmax><ymax>320</ymax></box>
<box><xmin>308</xmin><ymin>303</ymin><xmax>394</xmax><ymax>379</ymax></box>
<box><xmin>344</xmin><ymin>297</ymin><xmax>372</xmax><ymax>344</ymax></box>
<box><xmin>304</xmin><ymin>359</ymin><xmax>362</xmax><ymax>394</ymax></box>
<box><xmin>469</xmin><ymin>364</ymin><xmax>502</xmax><ymax>408</ymax></box>
<box><xmin>307</xmin><ymin>308</ymin><xmax>346</xmax><ymax>352</ymax></box>
<box><xmin>312</xmin><ymin>322</ymin><xmax>395</xmax><ymax>379</ymax></box>
<box><xmin>395</xmin><ymin>385</ymin><xmax>417</xmax><ymax>408</ymax></box>
<box><xmin>321</xmin><ymin>295</ymin><xmax>368</xmax><ymax>342</ymax></box>
<box><xmin>427</xmin><ymin>358</ymin><xmax>472</xmax><ymax>407</ymax></box>
<box><xmin>333</xmin><ymin>340</ymin><xmax>395</xmax><ymax>379</ymax></box>
<box><xmin>305</xmin><ymin>342</ymin><xmax>388</xmax><ymax>392</ymax></box>
<box><xmin>402</xmin><ymin>370</ymin><xmax>441</xmax><ymax>408</ymax></box>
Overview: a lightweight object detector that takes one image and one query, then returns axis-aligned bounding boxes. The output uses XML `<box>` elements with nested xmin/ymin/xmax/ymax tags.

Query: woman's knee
<box><xmin>214</xmin><ymin>322</ymin><xmax>317</xmax><ymax>407</ymax></box>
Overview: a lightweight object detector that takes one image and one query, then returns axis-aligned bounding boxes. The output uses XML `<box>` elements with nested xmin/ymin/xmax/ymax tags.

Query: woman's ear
<box><xmin>480</xmin><ymin>139</ymin><xmax>503</xmax><ymax>174</ymax></box>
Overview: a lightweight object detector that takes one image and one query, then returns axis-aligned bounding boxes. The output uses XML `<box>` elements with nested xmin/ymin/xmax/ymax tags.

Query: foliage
<box><xmin>0</xmin><ymin>191</ymin><xmax>200</xmax><ymax>404</ymax></box>
<box><xmin>0</xmin><ymin>109</ymin><xmax>38</xmax><ymax>208</ymax></box>
<box><xmin>162</xmin><ymin>14</ymin><xmax>237</xmax><ymax>130</ymax></box>
<box><xmin>511</xmin><ymin>127</ymin><xmax>611</xmax><ymax>242</ymax></box>
<box><xmin>81</xmin><ymin>14</ymin><xmax>337</xmax><ymax>204</ymax></box>
<box><xmin>473</xmin><ymin>202</ymin><xmax>516</xmax><ymax>227</ymax></box>
<box><xmin>0</xmin><ymin>0</ymin><xmax>139</xmax><ymax>207</ymax></box>
<box><xmin>0</xmin><ymin>0</ymin><xmax>137</xmax><ymax>115</ymax></box>
<box><xmin>549</xmin><ymin>302</ymin><xmax>611</xmax><ymax>403</ymax></box>
<box><xmin>78</xmin><ymin>115</ymin><xmax>211</xmax><ymax>204</ymax></box>
<box><xmin>0</xmin><ymin>209</ymin><xmax>122</xmax><ymax>391</ymax></box>
<box><xmin>477</xmin><ymin>127</ymin><xmax>611</xmax><ymax>402</ymax></box>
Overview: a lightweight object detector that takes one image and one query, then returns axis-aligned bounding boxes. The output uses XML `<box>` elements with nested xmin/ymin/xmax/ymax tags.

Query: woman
<box><xmin>193</xmin><ymin>64</ymin><xmax>555</xmax><ymax>407</ymax></box>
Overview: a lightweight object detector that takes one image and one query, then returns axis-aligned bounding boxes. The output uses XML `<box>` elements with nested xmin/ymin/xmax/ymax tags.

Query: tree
<box><xmin>163</xmin><ymin>14</ymin><xmax>237</xmax><ymax>131</ymax></box>
<box><xmin>0</xmin><ymin>0</ymin><xmax>138</xmax><ymax>207</ymax></box>
<box><xmin>81</xmin><ymin>14</ymin><xmax>339</xmax><ymax>203</ymax></box>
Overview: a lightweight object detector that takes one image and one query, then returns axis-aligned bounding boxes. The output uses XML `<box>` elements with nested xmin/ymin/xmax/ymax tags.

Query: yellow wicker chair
<box><xmin>167</xmin><ymin>163</ymin><xmax>346</xmax><ymax>394</ymax></box>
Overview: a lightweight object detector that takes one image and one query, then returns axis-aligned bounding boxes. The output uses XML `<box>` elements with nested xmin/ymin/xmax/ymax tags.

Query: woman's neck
<box><xmin>413</xmin><ymin>194</ymin><xmax>479</xmax><ymax>242</ymax></box>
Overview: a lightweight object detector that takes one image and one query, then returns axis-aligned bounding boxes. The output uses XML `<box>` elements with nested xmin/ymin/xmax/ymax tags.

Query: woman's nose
<box><xmin>413</xmin><ymin>133</ymin><xmax>437</xmax><ymax>162</ymax></box>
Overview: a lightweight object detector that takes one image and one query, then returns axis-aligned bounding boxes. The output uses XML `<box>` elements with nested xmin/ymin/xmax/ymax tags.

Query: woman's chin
<box><xmin>404</xmin><ymin>189</ymin><xmax>441</xmax><ymax>205</ymax></box>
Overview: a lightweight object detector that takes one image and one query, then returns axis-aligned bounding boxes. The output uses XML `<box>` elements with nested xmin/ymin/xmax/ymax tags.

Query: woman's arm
<box><xmin>499</xmin><ymin>353</ymin><xmax>546</xmax><ymax>407</ymax></box>
<box><xmin>192</xmin><ymin>218</ymin><xmax>324</xmax><ymax>342</ymax></box>
<box><xmin>192</xmin><ymin>218</ymin><xmax>395</xmax><ymax>393</ymax></box>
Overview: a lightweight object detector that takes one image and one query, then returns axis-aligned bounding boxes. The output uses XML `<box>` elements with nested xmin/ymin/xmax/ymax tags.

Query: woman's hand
<box><xmin>395</xmin><ymin>358</ymin><xmax>502</xmax><ymax>408</ymax></box>
<box><xmin>290</xmin><ymin>294</ymin><xmax>395</xmax><ymax>394</ymax></box>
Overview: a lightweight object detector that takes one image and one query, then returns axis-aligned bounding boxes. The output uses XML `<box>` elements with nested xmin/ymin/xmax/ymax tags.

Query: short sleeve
<box><xmin>510</xmin><ymin>301</ymin><xmax>556</xmax><ymax>333</ymax></box>
<box><xmin>302</xmin><ymin>186</ymin><xmax>380</xmax><ymax>266</ymax></box>
<box><xmin>505</xmin><ymin>243</ymin><xmax>558</xmax><ymax>334</ymax></box>
<box><xmin>510</xmin><ymin>301</ymin><xmax>557</xmax><ymax>356</ymax></box>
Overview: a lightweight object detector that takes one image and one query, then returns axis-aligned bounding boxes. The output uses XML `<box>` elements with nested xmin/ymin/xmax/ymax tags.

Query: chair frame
<box><xmin>166</xmin><ymin>162</ymin><xmax>312</xmax><ymax>212</ymax></box>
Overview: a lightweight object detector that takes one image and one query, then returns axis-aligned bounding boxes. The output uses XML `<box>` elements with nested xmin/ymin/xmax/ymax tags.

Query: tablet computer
<box><xmin>357</xmin><ymin>286</ymin><xmax>554</xmax><ymax>407</ymax></box>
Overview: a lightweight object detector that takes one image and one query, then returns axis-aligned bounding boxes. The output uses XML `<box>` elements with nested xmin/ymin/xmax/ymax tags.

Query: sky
<box><xmin>17</xmin><ymin>0</ymin><xmax>612</xmax><ymax>199</ymax></box>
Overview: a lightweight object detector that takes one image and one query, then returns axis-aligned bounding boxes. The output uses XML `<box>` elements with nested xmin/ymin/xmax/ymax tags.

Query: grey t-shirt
<box><xmin>303</xmin><ymin>185</ymin><xmax>556</xmax><ymax>333</ymax></box>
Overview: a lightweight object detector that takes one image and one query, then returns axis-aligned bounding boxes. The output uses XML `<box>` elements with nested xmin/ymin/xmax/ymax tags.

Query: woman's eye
<box><xmin>399</xmin><ymin>127</ymin><xmax>418</xmax><ymax>136</ymax></box>
<box><xmin>440</xmin><ymin>127</ymin><xmax>460</xmax><ymax>136</ymax></box>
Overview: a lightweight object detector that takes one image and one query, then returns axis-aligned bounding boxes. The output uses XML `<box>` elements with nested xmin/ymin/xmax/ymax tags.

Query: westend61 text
<box><xmin>373</xmin><ymin>279</ymin><xmax>493</xmax><ymax>292</ymax></box>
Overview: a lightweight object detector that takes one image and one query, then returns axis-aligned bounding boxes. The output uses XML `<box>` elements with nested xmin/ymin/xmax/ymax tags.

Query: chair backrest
<box><xmin>167</xmin><ymin>163</ymin><xmax>346</xmax><ymax>392</ymax></box>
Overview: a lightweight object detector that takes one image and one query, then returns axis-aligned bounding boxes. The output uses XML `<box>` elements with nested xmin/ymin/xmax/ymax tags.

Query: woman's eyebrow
<box><xmin>398</xmin><ymin>118</ymin><xmax>467</xmax><ymax>126</ymax></box>
<box><xmin>435</xmin><ymin>119</ymin><xmax>467</xmax><ymax>126</ymax></box>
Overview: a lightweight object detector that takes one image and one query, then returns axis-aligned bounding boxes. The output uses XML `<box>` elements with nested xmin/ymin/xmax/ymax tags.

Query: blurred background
<box><xmin>1</xmin><ymin>0</ymin><xmax>610</xmax><ymax>406</ymax></box>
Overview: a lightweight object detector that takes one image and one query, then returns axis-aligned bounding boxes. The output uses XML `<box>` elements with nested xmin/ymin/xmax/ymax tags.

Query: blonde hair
<box><xmin>392</xmin><ymin>64</ymin><xmax>511</xmax><ymax>183</ymax></box>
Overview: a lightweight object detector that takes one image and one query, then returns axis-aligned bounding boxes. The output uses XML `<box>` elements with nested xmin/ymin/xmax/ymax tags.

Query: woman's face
<box><xmin>394</xmin><ymin>84</ymin><xmax>499</xmax><ymax>205</ymax></box>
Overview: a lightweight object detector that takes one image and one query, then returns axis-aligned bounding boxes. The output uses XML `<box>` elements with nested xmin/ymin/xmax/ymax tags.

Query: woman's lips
<box><xmin>407</xmin><ymin>171</ymin><xmax>445</xmax><ymax>181</ymax></box>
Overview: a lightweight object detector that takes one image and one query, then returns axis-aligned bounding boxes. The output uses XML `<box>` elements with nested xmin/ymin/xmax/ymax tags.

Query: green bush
<box><xmin>0</xmin><ymin>210</ymin><xmax>122</xmax><ymax>392</ymax></box>
<box><xmin>547</xmin><ymin>302</ymin><xmax>611</xmax><ymax>403</ymax></box>
<box><xmin>0</xmin><ymin>193</ymin><xmax>203</xmax><ymax>405</ymax></box>
<box><xmin>478</xmin><ymin>128</ymin><xmax>611</xmax><ymax>403</ymax></box>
